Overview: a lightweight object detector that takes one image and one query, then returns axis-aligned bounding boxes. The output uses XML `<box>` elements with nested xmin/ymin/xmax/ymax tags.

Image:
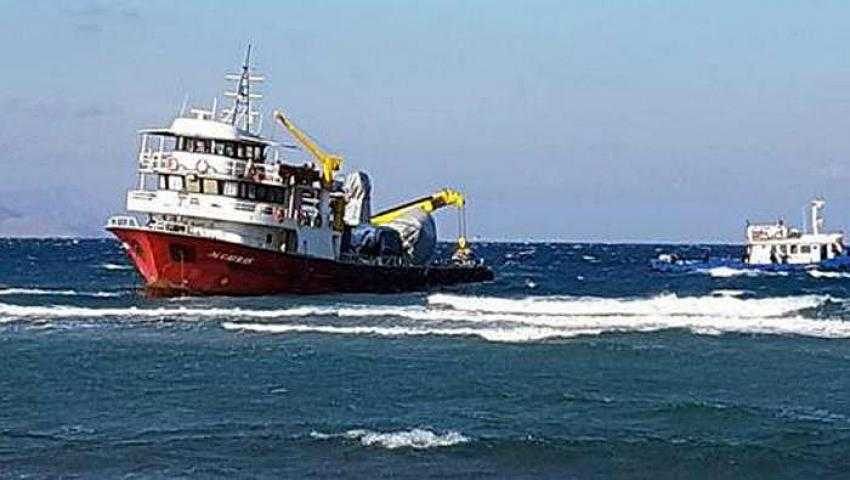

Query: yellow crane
<box><xmin>371</xmin><ymin>188</ymin><xmax>465</xmax><ymax>225</ymax></box>
<box><xmin>371</xmin><ymin>188</ymin><xmax>472</xmax><ymax>260</ymax></box>
<box><xmin>273</xmin><ymin>110</ymin><xmax>342</xmax><ymax>187</ymax></box>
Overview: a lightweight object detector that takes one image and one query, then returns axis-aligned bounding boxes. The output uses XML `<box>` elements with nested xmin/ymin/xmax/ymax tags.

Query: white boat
<box><xmin>743</xmin><ymin>199</ymin><xmax>844</xmax><ymax>265</ymax></box>
<box><xmin>653</xmin><ymin>198</ymin><xmax>850</xmax><ymax>272</ymax></box>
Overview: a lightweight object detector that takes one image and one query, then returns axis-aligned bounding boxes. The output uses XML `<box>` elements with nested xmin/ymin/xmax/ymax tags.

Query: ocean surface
<box><xmin>3</xmin><ymin>239</ymin><xmax>850</xmax><ymax>478</ymax></box>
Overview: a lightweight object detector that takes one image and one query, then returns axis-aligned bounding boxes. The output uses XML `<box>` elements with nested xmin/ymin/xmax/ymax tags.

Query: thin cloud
<box><xmin>62</xmin><ymin>1</ymin><xmax>142</xmax><ymax>35</ymax></box>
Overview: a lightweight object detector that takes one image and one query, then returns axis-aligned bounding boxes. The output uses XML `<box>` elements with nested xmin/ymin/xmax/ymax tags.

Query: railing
<box><xmin>126</xmin><ymin>189</ymin><xmax>329</xmax><ymax>230</ymax></box>
<box><xmin>138</xmin><ymin>150</ymin><xmax>284</xmax><ymax>185</ymax></box>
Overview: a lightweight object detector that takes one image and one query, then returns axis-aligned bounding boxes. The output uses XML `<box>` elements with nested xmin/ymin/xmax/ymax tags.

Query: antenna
<box><xmin>179</xmin><ymin>94</ymin><xmax>189</xmax><ymax>117</ymax></box>
<box><xmin>223</xmin><ymin>44</ymin><xmax>265</xmax><ymax>132</ymax></box>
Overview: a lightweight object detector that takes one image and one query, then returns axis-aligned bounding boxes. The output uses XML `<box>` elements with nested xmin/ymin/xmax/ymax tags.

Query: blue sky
<box><xmin>1</xmin><ymin>0</ymin><xmax>849</xmax><ymax>241</ymax></box>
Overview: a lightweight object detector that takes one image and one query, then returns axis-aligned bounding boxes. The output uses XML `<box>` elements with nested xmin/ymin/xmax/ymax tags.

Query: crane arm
<box><xmin>273</xmin><ymin>110</ymin><xmax>342</xmax><ymax>186</ymax></box>
<box><xmin>370</xmin><ymin>188</ymin><xmax>465</xmax><ymax>226</ymax></box>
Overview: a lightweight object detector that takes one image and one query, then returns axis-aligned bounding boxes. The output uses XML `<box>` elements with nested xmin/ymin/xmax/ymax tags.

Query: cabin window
<box><xmin>254</xmin><ymin>146</ymin><xmax>263</xmax><ymax>161</ymax></box>
<box><xmin>186</xmin><ymin>175</ymin><xmax>201</xmax><ymax>193</ymax></box>
<box><xmin>214</xmin><ymin>142</ymin><xmax>225</xmax><ymax>155</ymax></box>
<box><xmin>185</xmin><ymin>176</ymin><xmax>200</xmax><ymax>193</ymax></box>
<box><xmin>177</xmin><ymin>137</ymin><xmax>186</xmax><ymax>151</ymax></box>
<box><xmin>256</xmin><ymin>185</ymin><xmax>267</xmax><ymax>202</ymax></box>
<box><xmin>143</xmin><ymin>174</ymin><xmax>158</xmax><ymax>190</ymax></box>
<box><xmin>224</xmin><ymin>181</ymin><xmax>239</xmax><ymax>197</ymax></box>
<box><xmin>247</xmin><ymin>184</ymin><xmax>257</xmax><ymax>200</ymax></box>
<box><xmin>225</xmin><ymin>142</ymin><xmax>235</xmax><ymax>157</ymax></box>
<box><xmin>801</xmin><ymin>245</ymin><xmax>811</xmax><ymax>254</ymax></box>
<box><xmin>237</xmin><ymin>144</ymin><xmax>246</xmax><ymax>159</ymax></box>
<box><xmin>779</xmin><ymin>245</ymin><xmax>787</xmax><ymax>254</ymax></box>
<box><xmin>159</xmin><ymin>174</ymin><xmax>168</xmax><ymax>190</ymax></box>
<box><xmin>202</xmin><ymin>178</ymin><xmax>220</xmax><ymax>195</ymax></box>
<box><xmin>245</xmin><ymin>145</ymin><xmax>254</xmax><ymax>159</ymax></box>
<box><xmin>167</xmin><ymin>175</ymin><xmax>184</xmax><ymax>191</ymax></box>
<box><xmin>790</xmin><ymin>245</ymin><xmax>798</xmax><ymax>254</ymax></box>
<box><xmin>269</xmin><ymin>187</ymin><xmax>284</xmax><ymax>204</ymax></box>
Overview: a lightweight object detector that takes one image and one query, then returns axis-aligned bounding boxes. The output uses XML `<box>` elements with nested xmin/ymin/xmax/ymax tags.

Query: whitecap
<box><xmin>709</xmin><ymin>290</ymin><xmax>751</xmax><ymax>298</ymax></box>
<box><xmin>426</xmin><ymin>293</ymin><xmax>823</xmax><ymax>318</ymax></box>
<box><xmin>697</xmin><ymin>266</ymin><xmax>788</xmax><ymax>278</ymax></box>
<box><xmin>808</xmin><ymin>270</ymin><xmax>850</xmax><ymax>279</ymax></box>
<box><xmin>6</xmin><ymin>291</ymin><xmax>849</xmax><ymax>343</ymax></box>
<box><xmin>0</xmin><ymin>302</ymin><xmax>340</xmax><ymax>322</ymax></box>
<box><xmin>310</xmin><ymin>428</ymin><xmax>469</xmax><ymax>449</ymax></box>
<box><xmin>223</xmin><ymin>313</ymin><xmax>850</xmax><ymax>342</ymax></box>
<box><xmin>222</xmin><ymin>321</ymin><xmax>596</xmax><ymax>343</ymax></box>
<box><xmin>101</xmin><ymin>263</ymin><xmax>133</xmax><ymax>271</ymax></box>
<box><xmin>0</xmin><ymin>288</ymin><xmax>121</xmax><ymax>298</ymax></box>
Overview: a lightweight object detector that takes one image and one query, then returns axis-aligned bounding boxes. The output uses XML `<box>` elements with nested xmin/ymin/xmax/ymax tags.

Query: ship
<box><xmin>106</xmin><ymin>47</ymin><xmax>493</xmax><ymax>296</ymax></box>
<box><xmin>651</xmin><ymin>198</ymin><xmax>850</xmax><ymax>273</ymax></box>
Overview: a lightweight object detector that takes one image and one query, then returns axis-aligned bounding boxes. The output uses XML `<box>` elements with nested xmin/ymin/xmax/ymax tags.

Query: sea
<box><xmin>2</xmin><ymin>238</ymin><xmax>850</xmax><ymax>479</ymax></box>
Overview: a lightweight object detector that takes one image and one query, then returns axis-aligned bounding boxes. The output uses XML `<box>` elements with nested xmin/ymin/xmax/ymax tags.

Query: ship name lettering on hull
<box><xmin>208</xmin><ymin>251</ymin><xmax>255</xmax><ymax>265</ymax></box>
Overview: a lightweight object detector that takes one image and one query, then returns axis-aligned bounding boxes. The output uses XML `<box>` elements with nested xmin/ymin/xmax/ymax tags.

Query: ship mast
<box><xmin>222</xmin><ymin>44</ymin><xmax>264</xmax><ymax>133</ymax></box>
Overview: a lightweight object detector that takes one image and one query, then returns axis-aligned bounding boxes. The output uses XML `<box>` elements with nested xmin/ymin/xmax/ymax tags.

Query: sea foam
<box><xmin>0</xmin><ymin>288</ymin><xmax>121</xmax><ymax>298</ymax></box>
<box><xmin>426</xmin><ymin>293</ymin><xmax>823</xmax><ymax>318</ymax></box>
<box><xmin>310</xmin><ymin>428</ymin><xmax>469</xmax><ymax>449</ymax></box>
<box><xmin>808</xmin><ymin>270</ymin><xmax>850</xmax><ymax>279</ymax></box>
<box><xmin>3</xmin><ymin>292</ymin><xmax>848</xmax><ymax>342</ymax></box>
<box><xmin>100</xmin><ymin>263</ymin><xmax>133</xmax><ymax>271</ymax></box>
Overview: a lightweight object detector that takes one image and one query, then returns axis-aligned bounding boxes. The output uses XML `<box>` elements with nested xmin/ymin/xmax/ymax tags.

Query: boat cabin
<box><xmin>743</xmin><ymin>199</ymin><xmax>845</xmax><ymax>265</ymax></box>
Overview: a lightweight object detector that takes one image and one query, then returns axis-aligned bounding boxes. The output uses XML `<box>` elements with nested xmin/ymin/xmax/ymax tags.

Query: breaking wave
<box><xmin>426</xmin><ymin>293</ymin><xmax>823</xmax><ymax>318</ymax></box>
<box><xmin>697</xmin><ymin>267</ymin><xmax>788</xmax><ymax>278</ymax></box>
<box><xmin>0</xmin><ymin>302</ymin><xmax>341</xmax><ymax>322</ymax></box>
<box><xmin>808</xmin><ymin>270</ymin><xmax>850</xmax><ymax>279</ymax></box>
<box><xmin>4</xmin><ymin>292</ymin><xmax>850</xmax><ymax>342</ymax></box>
<box><xmin>0</xmin><ymin>288</ymin><xmax>121</xmax><ymax>298</ymax></box>
<box><xmin>222</xmin><ymin>322</ymin><xmax>589</xmax><ymax>343</ymax></box>
<box><xmin>310</xmin><ymin>428</ymin><xmax>469</xmax><ymax>449</ymax></box>
<box><xmin>222</xmin><ymin>316</ymin><xmax>850</xmax><ymax>342</ymax></box>
<box><xmin>221</xmin><ymin>293</ymin><xmax>848</xmax><ymax>342</ymax></box>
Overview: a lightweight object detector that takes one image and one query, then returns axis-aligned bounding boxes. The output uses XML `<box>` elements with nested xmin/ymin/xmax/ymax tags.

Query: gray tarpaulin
<box><xmin>343</xmin><ymin>171</ymin><xmax>372</xmax><ymax>226</ymax></box>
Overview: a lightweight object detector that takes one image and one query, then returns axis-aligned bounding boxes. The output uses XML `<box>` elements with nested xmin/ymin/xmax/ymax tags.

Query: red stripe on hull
<box><xmin>108</xmin><ymin>228</ymin><xmax>493</xmax><ymax>296</ymax></box>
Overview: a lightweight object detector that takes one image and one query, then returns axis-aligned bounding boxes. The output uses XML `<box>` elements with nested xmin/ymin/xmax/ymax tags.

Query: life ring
<box><xmin>196</xmin><ymin>158</ymin><xmax>209</xmax><ymax>174</ymax></box>
<box><xmin>166</xmin><ymin>157</ymin><xmax>179</xmax><ymax>171</ymax></box>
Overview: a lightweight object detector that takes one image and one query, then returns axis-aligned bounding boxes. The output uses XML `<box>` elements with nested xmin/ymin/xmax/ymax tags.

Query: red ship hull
<box><xmin>108</xmin><ymin>227</ymin><xmax>494</xmax><ymax>296</ymax></box>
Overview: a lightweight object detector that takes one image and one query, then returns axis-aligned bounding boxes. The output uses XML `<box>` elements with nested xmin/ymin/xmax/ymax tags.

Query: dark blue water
<box><xmin>3</xmin><ymin>239</ymin><xmax>850</xmax><ymax>478</ymax></box>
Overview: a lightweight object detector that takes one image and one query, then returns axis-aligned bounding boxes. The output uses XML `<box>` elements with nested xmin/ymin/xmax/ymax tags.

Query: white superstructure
<box><xmin>744</xmin><ymin>199</ymin><xmax>844</xmax><ymax>265</ymax></box>
<box><xmin>109</xmin><ymin>47</ymin><xmax>342</xmax><ymax>260</ymax></box>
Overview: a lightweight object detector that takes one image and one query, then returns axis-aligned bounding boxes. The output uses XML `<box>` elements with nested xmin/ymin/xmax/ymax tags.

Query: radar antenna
<box><xmin>221</xmin><ymin>44</ymin><xmax>264</xmax><ymax>132</ymax></box>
